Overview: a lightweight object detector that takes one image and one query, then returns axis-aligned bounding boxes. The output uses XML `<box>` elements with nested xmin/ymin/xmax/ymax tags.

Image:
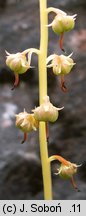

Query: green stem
<box><xmin>46</xmin><ymin>7</ymin><xmax>66</xmax><ymax>15</ymax></box>
<box><xmin>38</xmin><ymin>0</ymin><xmax>52</xmax><ymax>200</ymax></box>
<box><xmin>22</xmin><ymin>48</ymin><xmax>40</xmax><ymax>55</ymax></box>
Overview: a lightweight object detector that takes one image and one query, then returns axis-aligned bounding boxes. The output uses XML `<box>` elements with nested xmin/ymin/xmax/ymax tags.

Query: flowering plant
<box><xmin>5</xmin><ymin>0</ymin><xmax>80</xmax><ymax>200</ymax></box>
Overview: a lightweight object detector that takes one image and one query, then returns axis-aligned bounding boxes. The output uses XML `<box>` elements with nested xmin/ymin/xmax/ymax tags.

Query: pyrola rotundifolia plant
<box><xmin>6</xmin><ymin>0</ymin><xmax>81</xmax><ymax>200</ymax></box>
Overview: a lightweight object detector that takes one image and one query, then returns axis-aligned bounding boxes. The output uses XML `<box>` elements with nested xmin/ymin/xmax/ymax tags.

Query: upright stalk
<box><xmin>38</xmin><ymin>0</ymin><xmax>52</xmax><ymax>199</ymax></box>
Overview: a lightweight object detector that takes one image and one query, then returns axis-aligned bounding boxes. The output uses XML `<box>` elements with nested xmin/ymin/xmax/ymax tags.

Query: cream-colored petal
<box><xmin>58</xmin><ymin>64</ymin><xmax>62</xmax><ymax>74</ymax></box>
<box><xmin>54</xmin><ymin>170</ymin><xmax>61</xmax><ymax>175</ymax></box>
<box><xmin>76</xmin><ymin>164</ymin><xmax>82</xmax><ymax>168</ymax></box>
<box><xmin>44</xmin><ymin>105</ymin><xmax>49</xmax><ymax>112</ymax></box>
<box><xmin>65</xmin><ymin>61</ymin><xmax>76</xmax><ymax>66</ymax></box>
<box><xmin>47</xmin><ymin>63</ymin><xmax>54</xmax><ymax>68</ymax></box>
<box><xmin>67</xmin><ymin>52</ymin><xmax>73</xmax><ymax>58</ymax></box>
<box><xmin>5</xmin><ymin>50</ymin><xmax>11</xmax><ymax>55</ymax></box>
<box><xmin>32</xmin><ymin>126</ymin><xmax>37</xmax><ymax>131</ymax></box>
<box><xmin>28</xmin><ymin>51</ymin><xmax>33</xmax><ymax>65</ymax></box>
<box><xmin>72</xmin><ymin>14</ymin><xmax>77</xmax><ymax>19</ymax></box>
<box><xmin>56</xmin><ymin>106</ymin><xmax>64</xmax><ymax>111</ymax></box>
<box><xmin>46</xmin><ymin>22</ymin><xmax>53</xmax><ymax>27</ymax></box>
<box><xmin>46</xmin><ymin>54</ymin><xmax>55</xmax><ymax>64</ymax></box>
<box><xmin>32</xmin><ymin>107</ymin><xmax>37</xmax><ymax>112</ymax></box>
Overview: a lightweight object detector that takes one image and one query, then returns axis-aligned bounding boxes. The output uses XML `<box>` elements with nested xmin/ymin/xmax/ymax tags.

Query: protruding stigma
<box><xmin>45</xmin><ymin>122</ymin><xmax>49</xmax><ymax>144</ymax></box>
<box><xmin>70</xmin><ymin>176</ymin><xmax>80</xmax><ymax>192</ymax></box>
<box><xmin>21</xmin><ymin>132</ymin><xmax>28</xmax><ymax>144</ymax></box>
<box><xmin>60</xmin><ymin>75</ymin><xmax>68</xmax><ymax>92</ymax></box>
<box><xmin>11</xmin><ymin>73</ymin><xmax>19</xmax><ymax>90</ymax></box>
<box><xmin>59</xmin><ymin>33</ymin><xmax>65</xmax><ymax>52</ymax></box>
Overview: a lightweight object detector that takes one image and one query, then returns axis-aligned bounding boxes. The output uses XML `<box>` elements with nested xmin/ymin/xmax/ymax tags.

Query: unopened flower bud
<box><xmin>6</xmin><ymin>50</ymin><xmax>33</xmax><ymax>89</ymax></box>
<box><xmin>32</xmin><ymin>95</ymin><xmax>63</xmax><ymax>122</ymax></box>
<box><xmin>15</xmin><ymin>110</ymin><xmax>39</xmax><ymax>133</ymax></box>
<box><xmin>51</xmin><ymin>14</ymin><xmax>76</xmax><ymax>35</ymax></box>
<box><xmin>47</xmin><ymin>12</ymin><xmax>77</xmax><ymax>51</ymax></box>
<box><xmin>59</xmin><ymin>162</ymin><xmax>77</xmax><ymax>180</ymax></box>
<box><xmin>6</xmin><ymin>51</ymin><xmax>30</xmax><ymax>74</ymax></box>
<box><xmin>49</xmin><ymin>155</ymin><xmax>78</xmax><ymax>180</ymax></box>
<box><xmin>49</xmin><ymin>155</ymin><xmax>81</xmax><ymax>190</ymax></box>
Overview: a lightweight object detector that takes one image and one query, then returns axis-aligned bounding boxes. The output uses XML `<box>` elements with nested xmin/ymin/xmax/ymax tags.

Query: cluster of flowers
<box><xmin>6</xmin><ymin>8</ymin><xmax>80</xmax><ymax>190</ymax></box>
<box><xmin>6</xmin><ymin>9</ymin><xmax>76</xmax><ymax>91</ymax></box>
<box><xmin>15</xmin><ymin>95</ymin><xmax>63</xmax><ymax>142</ymax></box>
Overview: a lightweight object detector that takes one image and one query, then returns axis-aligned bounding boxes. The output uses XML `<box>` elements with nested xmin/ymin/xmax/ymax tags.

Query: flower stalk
<box><xmin>38</xmin><ymin>0</ymin><xmax>52</xmax><ymax>200</ymax></box>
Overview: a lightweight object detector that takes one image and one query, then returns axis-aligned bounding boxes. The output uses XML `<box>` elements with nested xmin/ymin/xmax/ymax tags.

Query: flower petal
<box><xmin>46</xmin><ymin>22</ymin><xmax>53</xmax><ymax>27</ymax></box>
<box><xmin>47</xmin><ymin>63</ymin><xmax>54</xmax><ymax>68</ymax></box>
<box><xmin>56</xmin><ymin>106</ymin><xmax>64</xmax><ymax>111</ymax></box>
<box><xmin>28</xmin><ymin>51</ymin><xmax>33</xmax><ymax>66</ymax></box>
<box><xmin>46</xmin><ymin>54</ymin><xmax>55</xmax><ymax>64</ymax></box>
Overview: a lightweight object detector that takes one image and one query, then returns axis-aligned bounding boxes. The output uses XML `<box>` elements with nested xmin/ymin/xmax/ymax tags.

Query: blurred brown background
<box><xmin>0</xmin><ymin>0</ymin><xmax>86</xmax><ymax>200</ymax></box>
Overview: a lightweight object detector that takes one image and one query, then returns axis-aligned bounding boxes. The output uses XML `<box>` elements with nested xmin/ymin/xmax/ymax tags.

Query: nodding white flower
<box><xmin>6</xmin><ymin>50</ymin><xmax>33</xmax><ymax>89</ymax></box>
<box><xmin>56</xmin><ymin>162</ymin><xmax>81</xmax><ymax>191</ymax></box>
<box><xmin>15</xmin><ymin>109</ymin><xmax>39</xmax><ymax>143</ymax></box>
<box><xmin>46</xmin><ymin>53</ymin><xmax>75</xmax><ymax>92</ymax></box>
<box><xmin>58</xmin><ymin>162</ymin><xmax>81</xmax><ymax>191</ymax></box>
<box><xmin>58</xmin><ymin>162</ymin><xmax>78</xmax><ymax>179</ymax></box>
<box><xmin>49</xmin><ymin>155</ymin><xmax>81</xmax><ymax>191</ymax></box>
<box><xmin>32</xmin><ymin>95</ymin><xmax>64</xmax><ymax>123</ymax></box>
<box><xmin>46</xmin><ymin>53</ymin><xmax>75</xmax><ymax>75</ymax></box>
<box><xmin>47</xmin><ymin>13</ymin><xmax>77</xmax><ymax>51</ymax></box>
